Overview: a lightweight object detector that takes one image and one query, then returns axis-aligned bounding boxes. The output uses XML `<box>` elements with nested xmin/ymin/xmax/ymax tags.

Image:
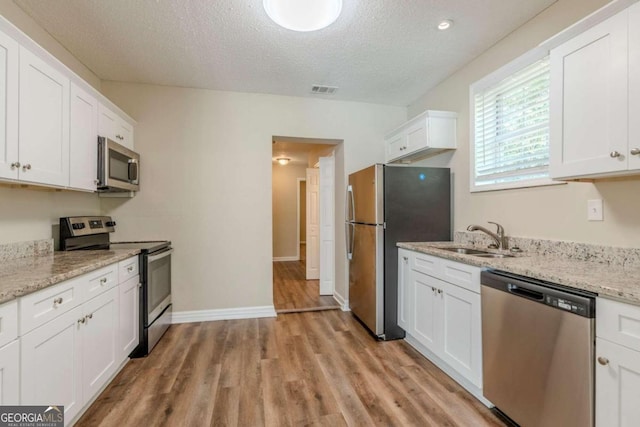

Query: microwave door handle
<box><xmin>128</xmin><ymin>159</ymin><xmax>139</xmax><ymax>183</ymax></box>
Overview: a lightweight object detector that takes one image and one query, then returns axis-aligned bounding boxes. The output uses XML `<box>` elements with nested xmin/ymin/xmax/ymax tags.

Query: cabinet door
<box><xmin>397</xmin><ymin>250</ymin><xmax>412</xmax><ymax>332</ymax></box>
<box><xmin>0</xmin><ymin>30</ymin><xmax>18</xmax><ymax>180</ymax></box>
<box><xmin>411</xmin><ymin>271</ymin><xmax>442</xmax><ymax>353</ymax></box>
<box><xmin>385</xmin><ymin>131</ymin><xmax>407</xmax><ymax>162</ymax></box>
<box><xmin>0</xmin><ymin>340</ymin><xmax>19</xmax><ymax>404</ymax></box>
<box><xmin>18</xmin><ymin>47</ymin><xmax>70</xmax><ymax>186</ymax></box>
<box><xmin>550</xmin><ymin>10</ymin><xmax>628</xmax><ymax>178</ymax></box>
<box><xmin>21</xmin><ymin>306</ymin><xmax>83</xmax><ymax>422</ymax></box>
<box><xmin>629</xmin><ymin>2</ymin><xmax>640</xmax><ymax>171</ymax></box>
<box><xmin>82</xmin><ymin>288</ymin><xmax>119</xmax><ymax>401</ymax></box>
<box><xmin>119</xmin><ymin>276</ymin><xmax>139</xmax><ymax>360</ymax></box>
<box><xmin>98</xmin><ymin>103</ymin><xmax>116</xmax><ymax>140</ymax></box>
<box><xmin>69</xmin><ymin>83</ymin><xmax>97</xmax><ymax>191</ymax></box>
<box><xmin>406</xmin><ymin>117</ymin><xmax>428</xmax><ymax>153</ymax></box>
<box><xmin>115</xmin><ymin>119</ymin><xmax>134</xmax><ymax>149</ymax></box>
<box><xmin>596</xmin><ymin>338</ymin><xmax>640</xmax><ymax>427</ymax></box>
<box><xmin>441</xmin><ymin>283</ymin><xmax>482</xmax><ymax>387</ymax></box>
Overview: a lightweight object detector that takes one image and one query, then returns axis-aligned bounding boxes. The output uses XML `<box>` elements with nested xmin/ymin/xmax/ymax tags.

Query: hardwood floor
<box><xmin>76</xmin><ymin>310</ymin><xmax>504</xmax><ymax>427</ymax></box>
<box><xmin>273</xmin><ymin>245</ymin><xmax>339</xmax><ymax>312</ymax></box>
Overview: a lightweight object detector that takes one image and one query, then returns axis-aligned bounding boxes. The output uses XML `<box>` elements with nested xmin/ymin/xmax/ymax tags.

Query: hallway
<box><xmin>273</xmin><ymin>244</ymin><xmax>340</xmax><ymax>313</ymax></box>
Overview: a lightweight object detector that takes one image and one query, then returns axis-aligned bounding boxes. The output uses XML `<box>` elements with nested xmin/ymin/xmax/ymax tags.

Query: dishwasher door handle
<box><xmin>507</xmin><ymin>283</ymin><xmax>544</xmax><ymax>301</ymax></box>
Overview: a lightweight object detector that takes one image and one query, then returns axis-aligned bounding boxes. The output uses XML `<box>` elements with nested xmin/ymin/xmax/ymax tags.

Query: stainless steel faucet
<box><xmin>467</xmin><ymin>222</ymin><xmax>507</xmax><ymax>250</ymax></box>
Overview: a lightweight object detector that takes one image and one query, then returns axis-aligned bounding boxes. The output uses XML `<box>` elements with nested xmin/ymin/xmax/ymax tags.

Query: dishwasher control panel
<box><xmin>546</xmin><ymin>295</ymin><xmax>588</xmax><ymax>315</ymax></box>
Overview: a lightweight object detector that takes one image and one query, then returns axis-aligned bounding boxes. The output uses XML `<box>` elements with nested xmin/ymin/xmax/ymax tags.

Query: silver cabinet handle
<box><xmin>78</xmin><ymin>317</ymin><xmax>86</xmax><ymax>324</ymax></box>
<box><xmin>402</xmin><ymin>256</ymin><xmax>408</xmax><ymax>263</ymax></box>
<box><xmin>610</xmin><ymin>151</ymin><xmax>621</xmax><ymax>158</ymax></box>
<box><xmin>53</xmin><ymin>297</ymin><xmax>63</xmax><ymax>306</ymax></box>
<box><xmin>22</xmin><ymin>163</ymin><xmax>31</xmax><ymax>171</ymax></box>
<box><xmin>437</xmin><ymin>289</ymin><xmax>443</xmax><ymax>294</ymax></box>
<box><xmin>597</xmin><ymin>356</ymin><xmax>609</xmax><ymax>366</ymax></box>
<box><xmin>100</xmin><ymin>277</ymin><xmax>108</xmax><ymax>285</ymax></box>
<box><xmin>10</xmin><ymin>162</ymin><xmax>20</xmax><ymax>169</ymax></box>
<box><xmin>86</xmin><ymin>313</ymin><xmax>93</xmax><ymax>320</ymax></box>
<box><xmin>631</xmin><ymin>148</ymin><xmax>640</xmax><ymax>156</ymax></box>
<box><xmin>127</xmin><ymin>266</ymin><xmax>134</xmax><ymax>272</ymax></box>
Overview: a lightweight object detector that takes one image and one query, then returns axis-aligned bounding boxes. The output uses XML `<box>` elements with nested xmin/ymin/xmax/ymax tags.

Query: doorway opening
<box><xmin>271</xmin><ymin>136</ymin><xmax>342</xmax><ymax>313</ymax></box>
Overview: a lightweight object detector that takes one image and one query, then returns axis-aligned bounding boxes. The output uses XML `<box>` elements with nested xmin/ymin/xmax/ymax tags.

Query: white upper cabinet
<box><xmin>69</xmin><ymin>83</ymin><xmax>98</xmax><ymax>191</ymax></box>
<box><xmin>550</xmin><ymin>6</ymin><xmax>637</xmax><ymax>179</ymax></box>
<box><xmin>0</xmin><ymin>31</ymin><xmax>18</xmax><ymax>181</ymax></box>
<box><xmin>385</xmin><ymin>110</ymin><xmax>457</xmax><ymax>163</ymax></box>
<box><xmin>99</xmin><ymin>103</ymin><xmax>134</xmax><ymax>150</ymax></box>
<box><xmin>18</xmin><ymin>46</ymin><xmax>70</xmax><ymax>187</ymax></box>
<box><xmin>629</xmin><ymin>2</ymin><xmax>640</xmax><ymax>171</ymax></box>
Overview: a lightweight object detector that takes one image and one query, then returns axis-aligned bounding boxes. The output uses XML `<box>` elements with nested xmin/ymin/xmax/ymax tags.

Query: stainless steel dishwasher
<box><xmin>481</xmin><ymin>270</ymin><xmax>595</xmax><ymax>427</ymax></box>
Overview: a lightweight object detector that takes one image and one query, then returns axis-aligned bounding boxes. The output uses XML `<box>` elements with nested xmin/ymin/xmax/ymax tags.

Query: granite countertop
<box><xmin>398</xmin><ymin>241</ymin><xmax>640</xmax><ymax>305</ymax></box>
<box><xmin>0</xmin><ymin>249</ymin><xmax>141</xmax><ymax>304</ymax></box>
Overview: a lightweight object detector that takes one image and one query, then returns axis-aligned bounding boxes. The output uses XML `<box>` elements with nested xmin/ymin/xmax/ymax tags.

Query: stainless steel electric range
<box><xmin>60</xmin><ymin>216</ymin><xmax>172</xmax><ymax>357</ymax></box>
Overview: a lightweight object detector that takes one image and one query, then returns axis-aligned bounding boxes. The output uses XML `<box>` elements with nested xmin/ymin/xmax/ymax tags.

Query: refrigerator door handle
<box><xmin>346</xmin><ymin>185</ymin><xmax>355</xmax><ymax>223</ymax></box>
<box><xmin>345</xmin><ymin>222</ymin><xmax>354</xmax><ymax>260</ymax></box>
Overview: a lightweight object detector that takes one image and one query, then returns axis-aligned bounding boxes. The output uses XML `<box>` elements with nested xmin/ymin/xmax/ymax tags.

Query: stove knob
<box><xmin>72</xmin><ymin>223</ymin><xmax>85</xmax><ymax>230</ymax></box>
<box><xmin>106</xmin><ymin>221</ymin><xmax>116</xmax><ymax>227</ymax></box>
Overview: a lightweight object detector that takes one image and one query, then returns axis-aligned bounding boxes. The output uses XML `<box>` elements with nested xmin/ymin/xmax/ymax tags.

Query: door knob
<box><xmin>631</xmin><ymin>148</ymin><xmax>640</xmax><ymax>156</ymax></box>
<box><xmin>10</xmin><ymin>162</ymin><xmax>20</xmax><ymax>169</ymax></box>
<box><xmin>610</xmin><ymin>151</ymin><xmax>621</xmax><ymax>158</ymax></box>
<box><xmin>597</xmin><ymin>356</ymin><xmax>609</xmax><ymax>366</ymax></box>
<box><xmin>22</xmin><ymin>163</ymin><xmax>31</xmax><ymax>171</ymax></box>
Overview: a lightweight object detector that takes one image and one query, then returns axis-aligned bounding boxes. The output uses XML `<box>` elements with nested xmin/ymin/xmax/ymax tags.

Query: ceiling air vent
<box><xmin>311</xmin><ymin>85</ymin><xmax>338</xmax><ymax>95</ymax></box>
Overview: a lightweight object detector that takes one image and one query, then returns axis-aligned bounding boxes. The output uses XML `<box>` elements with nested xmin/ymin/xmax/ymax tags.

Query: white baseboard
<box><xmin>273</xmin><ymin>256</ymin><xmax>299</xmax><ymax>262</ymax></box>
<box><xmin>333</xmin><ymin>291</ymin><xmax>350</xmax><ymax>311</ymax></box>
<box><xmin>172</xmin><ymin>305</ymin><xmax>277</xmax><ymax>324</ymax></box>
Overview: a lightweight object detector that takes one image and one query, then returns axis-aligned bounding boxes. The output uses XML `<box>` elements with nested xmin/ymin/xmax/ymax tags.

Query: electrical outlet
<box><xmin>587</xmin><ymin>199</ymin><xmax>603</xmax><ymax>221</ymax></box>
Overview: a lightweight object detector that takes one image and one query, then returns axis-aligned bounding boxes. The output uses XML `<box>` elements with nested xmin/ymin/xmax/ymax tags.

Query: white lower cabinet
<box><xmin>82</xmin><ymin>288</ymin><xmax>119</xmax><ymax>402</ymax></box>
<box><xmin>21</xmin><ymin>306</ymin><xmax>83</xmax><ymax>422</ymax></box>
<box><xmin>0</xmin><ymin>340</ymin><xmax>19</xmax><ymax>404</ymax></box>
<box><xmin>398</xmin><ymin>249</ymin><xmax>484</xmax><ymax>400</ymax></box>
<box><xmin>596</xmin><ymin>297</ymin><xmax>640</xmax><ymax>426</ymax></box>
<box><xmin>118</xmin><ymin>275</ymin><xmax>139</xmax><ymax>360</ymax></box>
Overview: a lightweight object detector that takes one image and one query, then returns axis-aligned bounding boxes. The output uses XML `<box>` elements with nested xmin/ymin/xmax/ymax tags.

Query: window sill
<box><xmin>470</xmin><ymin>178</ymin><xmax>566</xmax><ymax>193</ymax></box>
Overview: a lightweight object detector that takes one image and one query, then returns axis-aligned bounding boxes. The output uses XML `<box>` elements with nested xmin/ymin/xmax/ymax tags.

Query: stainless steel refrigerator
<box><xmin>346</xmin><ymin>164</ymin><xmax>451</xmax><ymax>340</ymax></box>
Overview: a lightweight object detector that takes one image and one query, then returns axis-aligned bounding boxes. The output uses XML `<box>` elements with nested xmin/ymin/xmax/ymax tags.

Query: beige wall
<box><xmin>408</xmin><ymin>0</ymin><xmax>640</xmax><ymax>248</ymax></box>
<box><xmin>0</xmin><ymin>3</ymin><xmax>102</xmax><ymax>245</ymax></box>
<box><xmin>0</xmin><ymin>1</ymin><xmax>101</xmax><ymax>90</ymax></box>
<box><xmin>100</xmin><ymin>82</ymin><xmax>406</xmax><ymax>311</ymax></box>
<box><xmin>272</xmin><ymin>163</ymin><xmax>307</xmax><ymax>259</ymax></box>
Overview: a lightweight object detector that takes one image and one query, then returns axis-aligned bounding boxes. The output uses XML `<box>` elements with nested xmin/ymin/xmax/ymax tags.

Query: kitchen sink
<box><xmin>440</xmin><ymin>247</ymin><xmax>514</xmax><ymax>258</ymax></box>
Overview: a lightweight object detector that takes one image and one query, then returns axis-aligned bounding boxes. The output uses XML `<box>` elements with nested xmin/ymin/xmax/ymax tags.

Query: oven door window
<box><xmin>147</xmin><ymin>252</ymin><xmax>171</xmax><ymax>322</ymax></box>
<box><xmin>109</xmin><ymin>149</ymin><xmax>132</xmax><ymax>183</ymax></box>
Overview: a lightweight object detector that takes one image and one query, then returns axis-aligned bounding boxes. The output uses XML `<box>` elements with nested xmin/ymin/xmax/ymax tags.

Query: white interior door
<box><xmin>319</xmin><ymin>155</ymin><xmax>335</xmax><ymax>295</ymax></box>
<box><xmin>306</xmin><ymin>168</ymin><xmax>320</xmax><ymax>280</ymax></box>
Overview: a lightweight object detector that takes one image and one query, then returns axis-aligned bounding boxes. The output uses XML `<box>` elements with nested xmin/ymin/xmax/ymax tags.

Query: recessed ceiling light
<box><xmin>263</xmin><ymin>0</ymin><xmax>342</xmax><ymax>32</ymax></box>
<box><xmin>438</xmin><ymin>19</ymin><xmax>453</xmax><ymax>31</ymax></box>
<box><xmin>275</xmin><ymin>157</ymin><xmax>291</xmax><ymax>165</ymax></box>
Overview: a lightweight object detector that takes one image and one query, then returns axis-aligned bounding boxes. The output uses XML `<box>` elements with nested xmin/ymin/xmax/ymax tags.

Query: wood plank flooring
<box><xmin>273</xmin><ymin>248</ymin><xmax>339</xmax><ymax>312</ymax></box>
<box><xmin>76</xmin><ymin>310</ymin><xmax>504</xmax><ymax>427</ymax></box>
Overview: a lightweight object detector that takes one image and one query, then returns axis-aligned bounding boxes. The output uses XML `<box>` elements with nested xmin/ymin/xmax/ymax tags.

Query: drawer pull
<box><xmin>78</xmin><ymin>317</ymin><xmax>86</xmax><ymax>325</ymax></box>
<box><xmin>127</xmin><ymin>266</ymin><xmax>134</xmax><ymax>272</ymax></box>
<box><xmin>100</xmin><ymin>277</ymin><xmax>108</xmax><ymax>285</ymax></box>
<box><xmin>86</xmin><ymin>313</ymin><xmax>93</xmax><ymax>320</ymax></box>
<box><xmin>597</xmin><ymin>356</ymin><xmax>609</xmax><ymax>366</ymax></box>
<box><xmin>53</xmin><ymin>297</ymin><xmax>63</xmax><ymax>306</ymax></box>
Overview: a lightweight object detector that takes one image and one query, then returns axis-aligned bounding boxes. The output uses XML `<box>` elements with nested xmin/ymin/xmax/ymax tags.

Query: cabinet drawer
<box><xmin>411</xmin><ymin>252</ymin><xmax>442</xmax><ymax>276</ymax></box>
<box><xmin>440</xmin><ymin>260</ymin><xmax>481</xmax><ymax>294</ymax></box>
<box><xmin>20</xmin><ymin>277</ymin><xmax>83</xmax><ymax>334</ymax></box>
<box><xmin>0</xmin><ymin>301</ymin><xmax>18</xmax><ymax>348</ymax></box>
<box><xmin>119</xmin><ymin>256</ymin><xmax>139</xmax><ymax>283</ymax></box>
<box><xmin>597</xmin><ymin>298</ymin><xmax>640</xmax><ymax>351</ymax></box>
<box><xmin>85</xmin><ymin>265</ymin><xmax>118</xmax><ymax>300</ymax></box>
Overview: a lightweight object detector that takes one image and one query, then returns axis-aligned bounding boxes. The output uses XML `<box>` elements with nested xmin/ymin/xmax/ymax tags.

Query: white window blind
<box><xmin>472</xmin><ymin>56</ymin><xmax>550</xmax><ymax>190</ymax></box>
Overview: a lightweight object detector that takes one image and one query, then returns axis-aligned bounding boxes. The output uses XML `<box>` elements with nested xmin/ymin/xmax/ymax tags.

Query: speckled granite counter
<box><xmin>398</xmin><ymin>241</ymin><xmax>640</xmax><ymax>305</ymax></box>
<box><xmin>0</xmin><ymin>249</ymin><xmax>141</xmax><ymax>304</ymax></box>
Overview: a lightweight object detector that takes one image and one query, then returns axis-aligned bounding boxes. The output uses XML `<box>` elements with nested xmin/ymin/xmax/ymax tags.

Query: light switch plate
<box><xmin>588</xmin><ymin>199</ymin><xmax>603</xmax><ymax>221</ymax></box>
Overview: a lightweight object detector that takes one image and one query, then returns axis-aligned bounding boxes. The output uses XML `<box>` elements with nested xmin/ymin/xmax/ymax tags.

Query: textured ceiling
<box><xmin>14</xmin><ymin>0</ymin><xmax>556</xmax><ymax>106</ymax></box>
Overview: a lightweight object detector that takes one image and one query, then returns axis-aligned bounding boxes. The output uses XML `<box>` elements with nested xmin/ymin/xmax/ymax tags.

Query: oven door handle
<box><xmin>147</xmin><ymin>248</ymin><xmax>173</xmax><ymax>262</ymax></box>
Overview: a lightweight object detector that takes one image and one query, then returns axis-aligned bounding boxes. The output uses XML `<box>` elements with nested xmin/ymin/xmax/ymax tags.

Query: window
<box><xmin>470</xmin><ymin>49</ymin><xmax>557</xmax><ymax>192</ymax></box>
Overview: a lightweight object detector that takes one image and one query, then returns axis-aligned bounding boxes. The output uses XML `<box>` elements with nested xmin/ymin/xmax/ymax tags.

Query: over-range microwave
<box><xmin>97</xmin><ymin>137</ymin><xmax>140</xmax><ymax>192</ymax></box>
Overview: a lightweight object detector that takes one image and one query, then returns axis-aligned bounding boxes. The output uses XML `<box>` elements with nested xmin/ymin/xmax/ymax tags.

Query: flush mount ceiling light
<box><xmin>438</xmin><ymin>19</ymin><xmax>453</xmax><ymax>30</ymax></box>
<box><xmin>263</xmin><ymin>0</ymin><xmax>342</xmax><ymax>32</ymax></box>
<box><xmin>275</xmin><ymin>157</ymin><xmax>291</xmax><ymax>165</ymax></box>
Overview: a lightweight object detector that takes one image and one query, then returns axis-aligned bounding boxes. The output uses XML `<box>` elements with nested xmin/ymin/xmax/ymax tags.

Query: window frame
<box><xmin>469</xmin><ymin>47</ymin><xmax>563</xmax><ymax>193</ymax></box>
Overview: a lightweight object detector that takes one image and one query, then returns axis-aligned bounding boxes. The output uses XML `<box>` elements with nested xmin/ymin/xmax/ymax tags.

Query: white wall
<box><xmin>99</xmin><ymin>82</ymin><xmax>406</xmax><ymax>311</ymax></box>
<box><xmin>409</xmin><ymin>0</ymin><xmax>640</xmax><ymax>248</ymax></box>
<box><xmin>272</xmin><ymin>163</ymin><xmax>307</xmax><ymax>259</ymax></box>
